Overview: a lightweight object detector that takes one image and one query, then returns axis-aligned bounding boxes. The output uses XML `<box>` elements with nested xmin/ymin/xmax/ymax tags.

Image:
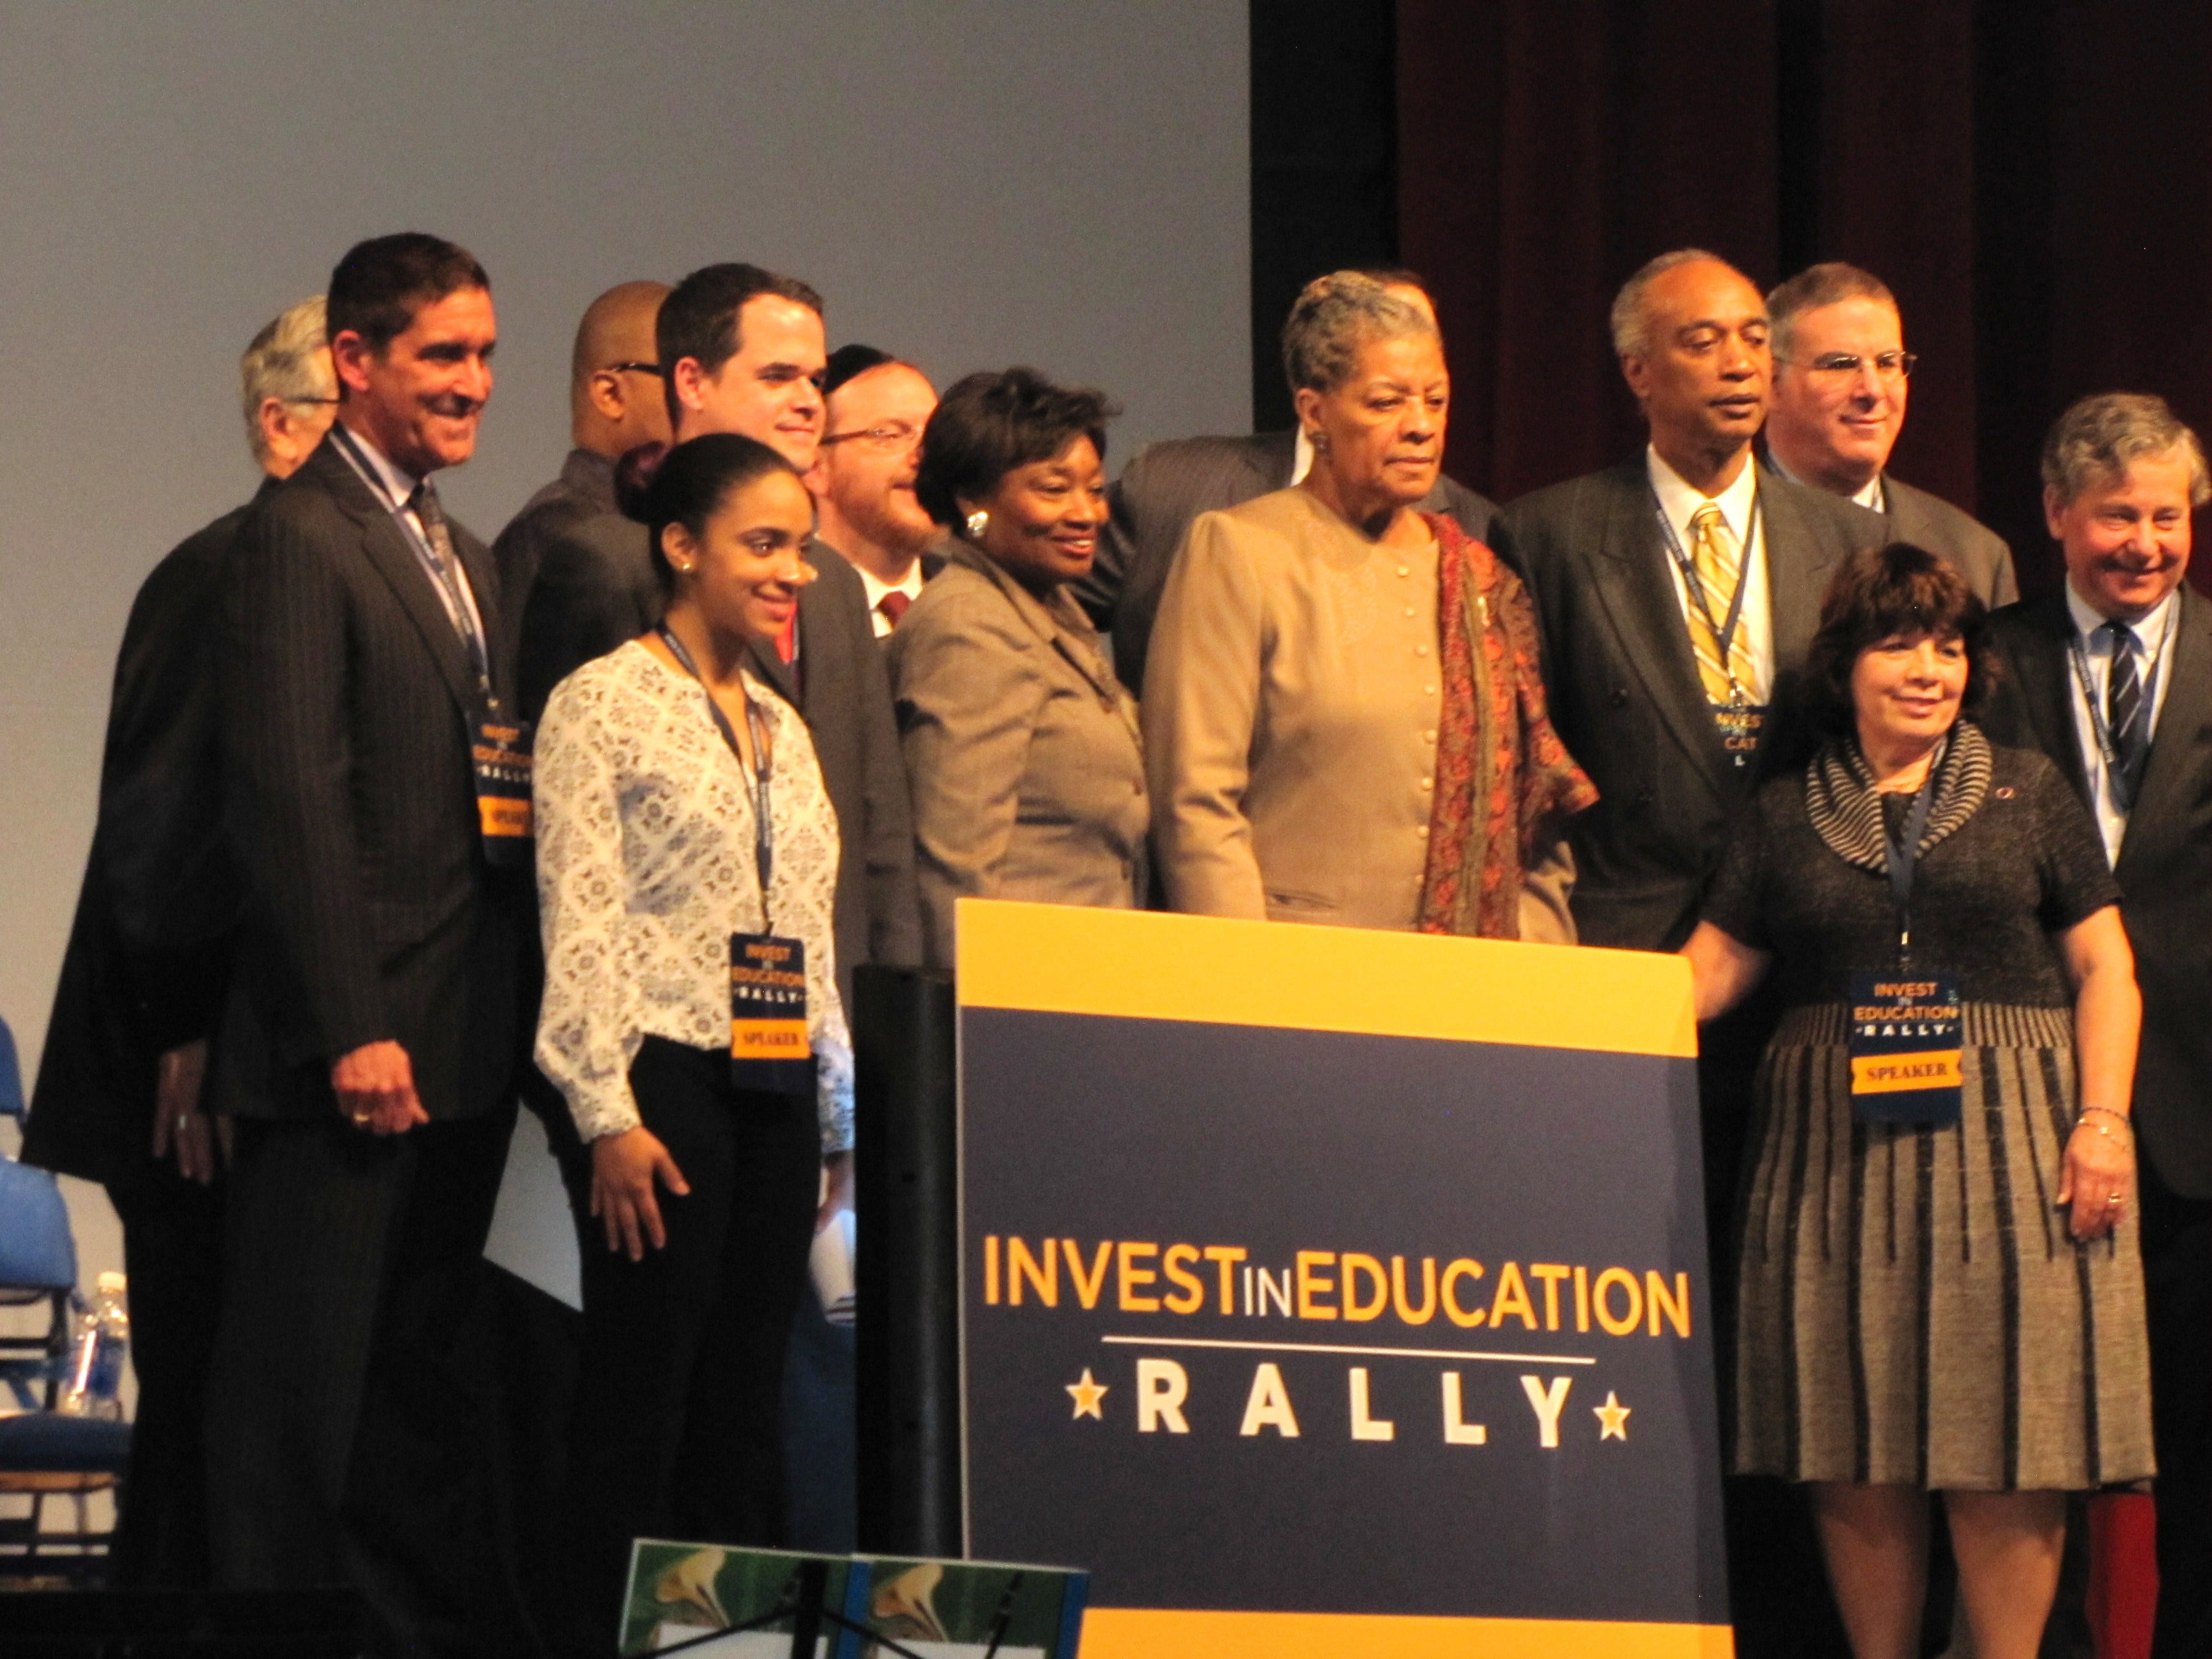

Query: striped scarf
<box><xmin>1805</xmin><ymin>719</ymin><xmax>1992</xmax><ymax>874</ymax></box>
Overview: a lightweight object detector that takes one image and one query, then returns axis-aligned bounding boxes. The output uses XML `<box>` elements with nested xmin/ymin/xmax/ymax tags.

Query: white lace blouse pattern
<box><xmin>534</xmin><ymin>640</ymin><xmax>854</xmax><ymax>1151</ymax></box>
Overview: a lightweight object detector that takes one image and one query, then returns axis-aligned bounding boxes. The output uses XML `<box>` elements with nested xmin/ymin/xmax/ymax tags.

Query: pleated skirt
<box><xmin>1734</xmin><ymin>1001</ymin><xmax>2154</xmax><ymax>1491</ymax></box>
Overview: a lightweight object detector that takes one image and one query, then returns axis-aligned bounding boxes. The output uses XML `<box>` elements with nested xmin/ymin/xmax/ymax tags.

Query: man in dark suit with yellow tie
<box><xmin>1500</xmin><ymin>247</ymin><xmax>1884</xmax><ymax>1659</ymax></box>
<box><xmin>1981</xmin><ymin>394</ymin><xmax>2212</xmax><ymax>1659</ymax></box>
<box><xmin>205</xmin><ymin>233</ymin><xmax>528</xmax><ymax>1657</ymax></box>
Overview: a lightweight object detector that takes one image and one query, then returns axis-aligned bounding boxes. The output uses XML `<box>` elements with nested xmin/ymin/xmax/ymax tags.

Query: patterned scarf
<box><xmin>1416</xmin><ymin>514</ymin><xmax>1599</xmax><ymax>938</ymax></box>
<box><xmin>1804</xmin><ymin>718</ymin><xmax>1992</xmax><ymax>873</ymax></box>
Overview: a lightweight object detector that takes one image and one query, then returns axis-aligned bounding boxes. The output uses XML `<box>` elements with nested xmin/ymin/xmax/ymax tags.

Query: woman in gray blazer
<box><xmin>891</xmin><ymin>368</ymin><xmax>1147</xmax><ymax>968</ymax></box>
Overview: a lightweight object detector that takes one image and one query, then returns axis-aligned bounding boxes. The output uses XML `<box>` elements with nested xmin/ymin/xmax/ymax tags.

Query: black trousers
<box><xmin>107</xmin><ymin>1169</ymin><xmax>226</xmax><ymax>1589</ymax></box>
<box><xmin>2141</xmin><ymin>1159</ymin><xmax>2212</xmax><ymax>1659</ymax></box>
<box><xmin>560</xmin><ymin>1037</ymin><xmax>820</xmax><ymax>1656</ymax></box>
<box><xmin>205</xmin><ymin>1106</ymin><xmax>518</xmax><ymax>1659</ymax></box>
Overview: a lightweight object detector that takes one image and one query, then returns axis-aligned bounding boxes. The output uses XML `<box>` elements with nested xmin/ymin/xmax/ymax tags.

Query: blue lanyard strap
<box><xmin>330</xmin><ymin>424</ymin><xmax>494</xmax><ymax>707</ymax></box>
<box><xmin>1879</xmin><ymin>736</ymin><xmax>1945</xmax><ymax>966</ymax></box>
<box><xmin>1654</xmin><ymin>491</ymin><xmax>1764</xmax><ymax>707</ymax></box>
<box><xmin>655</xmin><ymin>625</ymin><xmax>776</xmax><ymax>931</ymax></box>
<box><xmin>2065</xmin><ymin>614</ymin><xmax>2166</xmax><ymax>813</ymax></box>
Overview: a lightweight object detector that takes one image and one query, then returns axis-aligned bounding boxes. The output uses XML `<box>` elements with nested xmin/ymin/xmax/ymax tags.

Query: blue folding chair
<box><xmin>0</xmin><ymin>1014</ymin><xmax>132</xmax><ymax>1583</ymax></box>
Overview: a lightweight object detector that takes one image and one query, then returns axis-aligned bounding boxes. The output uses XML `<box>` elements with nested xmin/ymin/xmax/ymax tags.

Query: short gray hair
<box><xmin>1766</xmin><ymin>262</ymin><xmax>1896</xmax><ymax>361</ymax></box>
<box><xmin>2041</xmin><ymin>392</ymin><xmax>2211</xmax><ymax>508</ymax></box>
<box><xmin>241</xmin><ymin>296</ymin><xmax>333</xmax><ymax>462</ymax></box>
<box><xmin>1280</xmin><ymin>270</ymin><xmax>1436</xmax><ymax>395</ymax></box>
<box><xmin>1610</xmin><ymin>247</ymin><xmax>1731</xmax><ymax>358</ymax></box>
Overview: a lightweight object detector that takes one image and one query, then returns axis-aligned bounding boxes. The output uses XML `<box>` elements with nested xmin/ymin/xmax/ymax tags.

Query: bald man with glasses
<box><xmin>1760</xmin><ymin>261</ymin><xmax>2015</xmax><ymax>606</ymax></box>
<box><xmin>500</xmin><ymin>280</ymin><xmax>672</xmax><ymax>713</ymax></box>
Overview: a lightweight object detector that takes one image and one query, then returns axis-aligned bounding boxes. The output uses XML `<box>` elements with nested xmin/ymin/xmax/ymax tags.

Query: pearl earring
<box><xmin>965</xmin><ymin>509</ymin><xmax>990</xmax><ymax>539</ymax></box>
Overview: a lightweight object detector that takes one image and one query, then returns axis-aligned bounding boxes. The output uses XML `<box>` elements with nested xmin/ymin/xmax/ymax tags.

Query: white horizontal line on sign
<box><xmin>1099</xmin><ymin>1334</ymin><xmax>1596</xmax><ymax>1366</ymax></box>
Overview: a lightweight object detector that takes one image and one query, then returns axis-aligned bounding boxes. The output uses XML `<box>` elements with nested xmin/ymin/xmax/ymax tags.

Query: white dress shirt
<box><xmin>1646</xmin><ymin>446</ymin><xmax>1776</xmax><ymax>703</ymax></box>
<box><xmin>1290</xmin><ymin>427</ymin><xmax>1316</xmax><ymax>487</ymax></box>
<box><xmin>2064</xmin><ymin>580</ymin><xmax>2178</xmax><ymax>863</ymax></box>
<box><xmin>858</xmin><ymin>560</ymin><xmax>927</xmax><ymax>638</ymax></box>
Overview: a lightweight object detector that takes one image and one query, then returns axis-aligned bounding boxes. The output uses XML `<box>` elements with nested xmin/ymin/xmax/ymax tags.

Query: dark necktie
<box><xmin>2106</xmin><ymin>620</ymin><xmax>2150</xmax><ymax>801</ymax></box>
<box><xmin>408</xmin><ymin>479</ymin><xmax>490</xmax><ymax>697</ymax></box>
<box><xmin>877</xmin><ymin>590</ymin><xmax>912</xmax><ymax>629</ymax></box>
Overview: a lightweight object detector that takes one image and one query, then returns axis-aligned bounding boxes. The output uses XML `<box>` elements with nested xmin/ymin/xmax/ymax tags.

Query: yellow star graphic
<box><xmin>1066</xmin><ymin>1367</ymin><xmax>1109</xmax><ymax>1421</ymax></box>
<box><xmin>1593</xmin><ymin>1391</ymin><xmax>1631</xmax><ymax>1441</ymax></box>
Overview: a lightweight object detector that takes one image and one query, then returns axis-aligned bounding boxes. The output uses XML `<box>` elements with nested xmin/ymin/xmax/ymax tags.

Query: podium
<box><xmin>953</xmin><ymin>900</ymin><xmax>1732</xmax><ymax>1657</ymax></box>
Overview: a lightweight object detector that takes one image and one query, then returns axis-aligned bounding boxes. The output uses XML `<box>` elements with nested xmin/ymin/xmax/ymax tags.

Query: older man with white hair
<box><xmin>22</xmin><ymin>296</ymin><xmax>335</xmax><ymax>1587</ymax></box>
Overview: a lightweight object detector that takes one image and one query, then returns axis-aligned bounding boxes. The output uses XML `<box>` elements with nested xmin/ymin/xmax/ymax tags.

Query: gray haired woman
<box><xmin>1142</xmin><ymin>271</ymin><xmax>1594</xmax><ymax>940</ymax></box>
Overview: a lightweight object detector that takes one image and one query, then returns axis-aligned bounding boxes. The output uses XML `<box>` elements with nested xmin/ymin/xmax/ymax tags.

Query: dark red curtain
<box><xmin>1396</xmin><ymin>1</ymin><xmax>2212</xmax><ymax>594</ymax></box>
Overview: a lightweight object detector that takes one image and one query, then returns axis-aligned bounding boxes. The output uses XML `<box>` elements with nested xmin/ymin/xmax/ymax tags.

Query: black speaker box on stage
<box><xmin>0</xmin><ymin>1589</ymin><xmax>369</xmax><ymax>1656</ymax></box>
<box><xmin>850</xmin><ymin>964</ymin><xmax>962</xmax><ymax>1558</ymax></box>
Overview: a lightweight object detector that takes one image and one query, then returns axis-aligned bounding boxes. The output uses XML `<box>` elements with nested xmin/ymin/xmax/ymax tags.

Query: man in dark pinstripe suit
<box><xmin>205</xmin><ymin>233</ymin><xmax>529</xmax><ymax>1657</ymax></box>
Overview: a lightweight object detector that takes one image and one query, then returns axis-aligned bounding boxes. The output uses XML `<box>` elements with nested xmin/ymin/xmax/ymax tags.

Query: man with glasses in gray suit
<box><xmin>1761</xmin><ymin>260</ymin><xmax>2016</xmax><ymax>607</ymax></box>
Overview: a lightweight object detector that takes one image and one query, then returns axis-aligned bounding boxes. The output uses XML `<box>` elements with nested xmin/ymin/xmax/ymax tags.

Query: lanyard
<box><xmin>656</xmin><ymin>625</ymin><xmax>776</xmax><ymax>931</ymax></box>
<box><xmin>2065</xmin><ymin>609</ymin><xmax>2168</xmax><ymax>813</ymax></box>
<box><xmin>330</xmin><ymin>424</ymin><xmax>495</xmax><ymax>707</ymax></box>
<box><xmin>1654</xmin><ymin>492</ymin><xmax>1764</xmax><ymax>707</ymax></box>
<box><xmin>1879</xmin><ymin>736</ymin><xmax>1945</xmax><ymax>968</ymax></box>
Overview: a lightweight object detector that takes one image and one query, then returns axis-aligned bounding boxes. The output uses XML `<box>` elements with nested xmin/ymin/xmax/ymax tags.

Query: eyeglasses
<box><xmin>818</xmin><ymin>422</ymin><xmax>924</xmax><ymax>451</ymax></box>
<box><xmin>600</xmin><ymin>361</ymin><xmax>664</xmax><ymax>378</ymax></box>
<box><xmin>1782</xmin><ymin>351</ymin><xmax>1918</xmax><ymax>379</ymax></box>
<box><xmin>285</xmin><ymin>395</ymin><xmax>340</xmax><ymax>406</ymax></box>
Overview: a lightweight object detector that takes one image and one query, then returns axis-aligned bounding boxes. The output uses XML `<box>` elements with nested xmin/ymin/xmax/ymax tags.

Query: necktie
<box><xmin>406</xmin><ymin>480</ymin><xmax>490</xmax><ymax>697</ymax></box>
<box><xmin>877</xmin><ymin>590</ymin><xmax>912</xmax><ymax>628</ymax></box>
<box><xmin>1686</xmin><ymin>502</ymin><xmax>1756</xmax><ymax>705</ymax></box>
<box><xmin>2107</xmin><ymin>620</ymin><xmax>2150</xmax><ymax>801</ymax></box>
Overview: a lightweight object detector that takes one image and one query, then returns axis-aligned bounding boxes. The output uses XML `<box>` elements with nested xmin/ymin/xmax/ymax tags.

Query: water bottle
<box><xmin>59</xmin><ymin>1271</ymin><xmax>128</xmax><ymax>1420</ymax></box>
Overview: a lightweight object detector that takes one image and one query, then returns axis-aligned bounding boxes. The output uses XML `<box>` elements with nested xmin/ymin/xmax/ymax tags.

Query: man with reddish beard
<box><xmin>1760</xmin><ymin>260</ymin><xmax>2015</xmax><ymax>605</ymax></box>
<box><xmin>807</xmin><ymin>344</ymin><xmax>943</xmax><ymax>636</ymax></box>
<box><xmin>1981</xmin><ymin>394</ymin><xmax>2212</xmax><ymax>1659</ymax></box>
<box><xmin>1500</xmin><ymin>247</ymin><xmax>1882</xmax><ymax>1659</ymax></box>
<box><xmin>206</xmin><ymin>234</ymin><xmax>528</xmax><ymax>1656</ymax></box>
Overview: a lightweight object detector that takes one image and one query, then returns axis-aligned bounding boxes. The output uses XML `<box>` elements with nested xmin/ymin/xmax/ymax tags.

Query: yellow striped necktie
<box><xmin>1687</xmin><ymin>501</ymin><xmax>1755</xmax><ymax>705</ymax></box>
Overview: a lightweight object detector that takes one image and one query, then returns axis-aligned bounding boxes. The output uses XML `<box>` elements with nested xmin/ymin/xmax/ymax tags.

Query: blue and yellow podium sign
<box><xmin>956</xmin><ymin>900</ymin><xmax>1732</xmax><ymax>1658</ymax></box>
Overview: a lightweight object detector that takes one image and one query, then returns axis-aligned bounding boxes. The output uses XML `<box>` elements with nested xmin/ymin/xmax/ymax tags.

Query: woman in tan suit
<box><xmin>891</xmin><ymin>368</ymin><xmax>1147</xmax><ymax>968</ymax></box>
<box><xmin>1144</xmin><ymin>271</ymin><xmax>1594</xmax><ymax>940</ymax></box>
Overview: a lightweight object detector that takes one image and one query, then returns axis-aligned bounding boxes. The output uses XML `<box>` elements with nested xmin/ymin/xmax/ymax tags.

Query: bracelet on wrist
<box><xmin>2078</xmin><ymin>1105</ymin><xmax>2132</xmax><ymax>1130</ymax></box>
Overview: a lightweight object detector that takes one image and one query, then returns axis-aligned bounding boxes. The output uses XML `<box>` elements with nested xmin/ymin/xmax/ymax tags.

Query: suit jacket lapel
<box><xmin>1587</xmin><ymin>464</ymin><xmax>1729</xmax><ymax>801</ymax></box>
<box><xmin>2119</xmin><ymin>586</ymin><xmax>2212</xmax><ymax>866</ymax></box>
<box><xmin>2008</xmin><ymin>591</ymin><xmax>2093</xmax><ymax>803</ymax></box>
<box><xmin>311</xmin><ymin>445</ymin><xmax>480</xmax><ymax>717</ymax></box>
<box><xmin>954</xmin><ymin>542</ymin><xmax>1136</xmax><ymax>727</ymax></box>
<box><xmin>1760</xmin><ymin>473</ymin><xmax>1843</xmax><ymax>672</ymax></box>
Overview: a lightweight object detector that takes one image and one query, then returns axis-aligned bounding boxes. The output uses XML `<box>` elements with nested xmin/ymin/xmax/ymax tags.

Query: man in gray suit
<box><xmin>1980</xmin><ymin>394</ymin><xmax>2212</xmax><ymax>1659</ymax></box>
<box><xmin>495</xmin><ymin>278</ymin><xmax>669</xmax><ymax>688</ymax></box>
<box><xmin>1073</xmin><ymin>270</ymin><xmax>1500</xmax><ymax>692</ymax></box>
<box><xmin>1761</xmin><ymin>261</ymin><xmax>2016</xmax><ymax>606</ymax></box>
<box><xmin>1501</xmin><ymin>248</ymin><xmax>1884</xmax><ymax>1659</ymax></box>
<box><xmin>521</xmin><ymin>264</ymin><xmax>922</xmax><ymax>1001</ymax></box>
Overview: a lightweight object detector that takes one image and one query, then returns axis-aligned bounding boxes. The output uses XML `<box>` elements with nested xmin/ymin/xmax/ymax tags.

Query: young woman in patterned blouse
<box><xmin>533</xmin><ymin>432</ymin><xmax>854</xmax><ymax>1642</ymax></box>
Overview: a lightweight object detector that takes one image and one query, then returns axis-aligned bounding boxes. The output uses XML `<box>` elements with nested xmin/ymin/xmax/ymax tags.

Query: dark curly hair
<box><xmin>1803</xmin><ymin>542</ymin><xmax>1994</xmax><ymax>735</ymax></box>
<box><xmin>913</xmin><ymin>368</ymin><xmax>1116</xmax><ymax>527</ymax></box>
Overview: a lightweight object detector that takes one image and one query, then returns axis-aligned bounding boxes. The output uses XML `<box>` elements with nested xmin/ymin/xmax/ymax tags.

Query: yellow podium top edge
<box><xmin>1080</xmin><ymin>1606</ymin><xmax>1734</xmax><ymax>1659</ymax></box>
<box><xmin>953</xmin><ymin>900</ymin><xmax>1698</xmax><ymax>1060</ymax></box>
